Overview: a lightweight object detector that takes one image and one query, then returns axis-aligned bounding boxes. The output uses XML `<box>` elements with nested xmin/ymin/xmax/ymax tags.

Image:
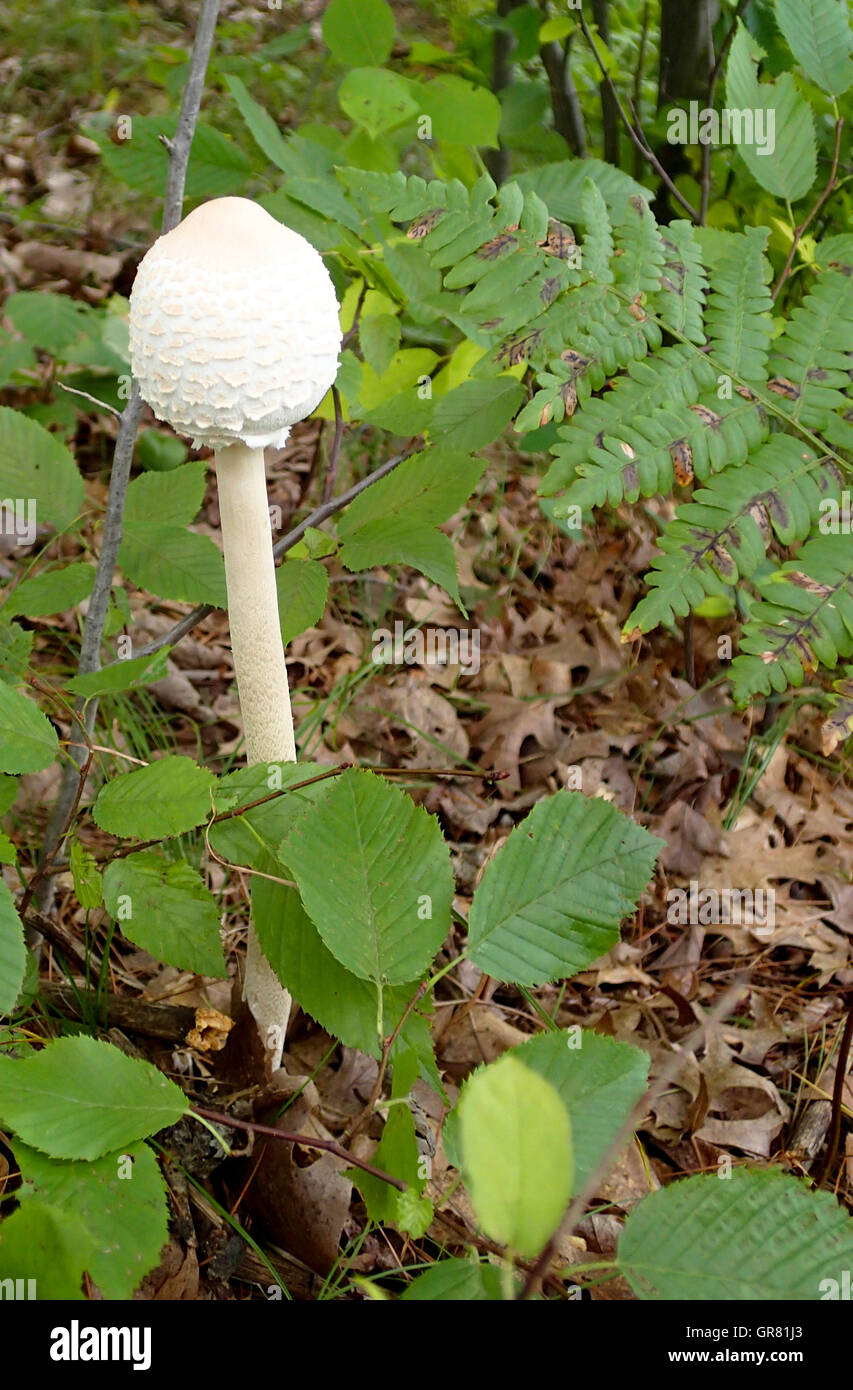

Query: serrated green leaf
<box><xmin>92</xmin><ymin>117</ymin><xmax>249</xmax><ymax>198</ymax></box>
<box><xmin>726</xmin><ymin>22</ymin><xmax>817</xmax><ymax>202</ymax></box>
<box><xmin>459</xmin><ymin>1054</ymin><xmax>572</xmax><ymax>1258</ymax></box>
<box><xmin>2</xmin><ymin>563</ymin><xmax>95</xmax><ymax>620</ymax></box>
<box><xmin>775</xmin><ymin>0</ymin><xmax>853</xmax><ymax>96</ymax></box>
<box><xmin>276</xmin><ymin>558</ymin><xmax>328</xmax><ymax>646</ymax></box>
<box><xmin>0</xmin><ymin>681</ymin><xmax>59</xmax><ymax>774</ymax></box>
<box><xmin>0</xmin><ymin>879</ymin><xmax>25</xmax><ymax>1016</ymax></box>
<box><xmin>339</xmin><ymin>449</ymin><xmax>485</xmax><ymax>536</ymax></box>
<box><xmin>15</xmin><ymin>1140</ymin><xmax>169</xmax><ymax>1300</ymax></box>
<box><xmin>467</xmin><ymin>790</ymin><xmax>662</xmax><ymax>985</ymax></box>
<box><xmin>4</xmin><ymin>291</ymin><xmax>92</xmax><ymax>355</ymax></box>
<box><xmin>210</xmin><ymin>760</ymin><xmax>331</xmax><ymax>869</ymax></box>
<box><xmin>119</xmin><ymin>525</ymin><xmax>227</xmax><ymax>606</ymax></box>
<box><xmin>225</xmin><ymin>73</ymin><xmax>295</xmax><ymax>172</ymax></box>
<box><xmin>0</xmin><ymin>407</ymin><xmax>85</xmax><ymax>532</ymax></box>
<box><xmin>339</xmin><ymin>519</ymin><xmax>462</xmax><ymax>604</ymax></box>
<box><xmin>278</xmin><ymin>768</ymin><xmax>453</xmax><ymax>988</ymax></box>
<box><xmin>511</xmin><ymin>1030</ymin><xmax>649</xmax><ymax>1192</ymax></box>
<box><xmin>103</xmin><ymin>852</ymin><xmax>225</xmax><ymax>978</ymax></box>
<box><xmin>252</xmin><ymin>865</ymin><xmax>425</xmax><ymax>1059</ymax></box>
<box><xmin>352</xmin><ymin>1104</ymin><xmax>432</xmax><ymax>1237</ymax></box>
<box><xmin>618</xmin><ymin>1168</ymin><xmax>853</xmax><ymax>1299</ymax></box>
<box><xmin>431</xmin><ymin>378</ymin><xmax>524</xmax><ymax>452</ymax></box>
<box><xmin>0</xmin><ymin>1035</ymin><xmax>188</xmax><ymax>1160</ymax></box>
<box><xmin>93</xmin><ymin>755</ymin><xmax>215</xmax><ymax>839</ymax></box>
<box><xmin>66</xmin><ymin>647</ymin><xmax>170</xmax><ymax>698</ymax></box>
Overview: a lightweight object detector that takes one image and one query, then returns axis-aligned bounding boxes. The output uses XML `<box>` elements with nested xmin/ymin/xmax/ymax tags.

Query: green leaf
<box><xmin>0</xmin><ymin>879</ymin><xmax>25</xmax><ymax>1016</ymax></box>
<box><xmin>431</xmin><ymin>378</ymin><xmax>524</xmax><ymax>452</ymax></box>
<box><xmin>66</xmin><ymin>648</ymin><xmax>170</xmax><ymax>698</ymax></box>
<box><xmin>360</xmin><ymin>313</ymin><xmax>401</xmax><ymax>376</ymax></box>
<box><xmin>0</xmin><ymin>681</ymin><xmax>59</xmax><ymax>774</ymax></box>
<box><xmin>93</xmin><ymin>755</ymin><xmax>215</xmax><ymax>839</ymax></box>
<box><xmin>276</xmin><ymin>558</ymin><xmax>328</xmax><ymax>646</ymax></box>
<box><xmin>459</xmin><ymin>1054</ymin><xmax>572</xmax><ymax>1258</ymax></box>
<box><xmin>467</xmin><ymin>790</ymin><xmax>662</xmax><ymax>986</ymax></box>
<box><xmin>511</xmin><ymin>1030</ymin><xmax>649</xmax><ymax>1193</ymax></box>
<box><xmin>119</xmin><ymin>525</ymin><xmax>227</xmax><ymax>606</ymax></box>
<box><xmin>225</xmin><ymin>73</ymin><xmax>295</xmax><ymax>172</ymax></box>
<box><xmin>774</xmin><ymin>0</ymin><xmax>853</xmax><ymax>95</ymax></box>
<box><xmin>103</xmin><ymin>852</ymin><xmax>226</xmax><ymax>978</ymax></box>
<box><xmin>401</xmin><ymin>1257</ymin><xmax>505</xmax><ymax>1300</ymax></box>
<box><xmin>2</xmin><ymin>563</ymin><xmax>95</xmax><ymax>620</ymax></box>
<box><xmin>278</xmin><ymin>768</ymin><xmax>454</xmax><ymax>988</ymax></box>
<box><xmin>4</xmin><ymin>292</ymin><xmax>91</xmax><ymax>355</ymax></box>
<box><xmin>136</xmin><ymin>429</ymin><xmax>187</xmax><ymax>472</ymax></box>
<box><xmin>0</xmin><ymin>407</ymin><xmax>85</xmax><ymax>532</ymax></box>
<box><xmin>352</xmin><ymin>1104</ymin><xmax>433</xmax><ymax>1237</ymax></box>
<box><xmin>411</xmin><ymin>75</ymin><xmax>502</xmax><ymax>148</ymax></box>
<box><xmin>14</xmin><ymin>1140</ymin><xmax>169</xmax><ymax>1300</ymax></box>
<box><xmin>0</xmin><ymin>623</ymin><xmax>33</xmax><ymax>685</ymax></box>
<box><xmin>0</xmin><ymin>1035</ymin><xmax>188</xmax><ymax>1160</ymax></box>
<box><xmin>210</xmin><ymin>760</ymin><xmax>331</xmax><ymax>869</ymax></box>
<box><xmin>618</xmin><ymin>1168</ymin><xmax>853</xmax><ymax>1299</ymax></box>
<box><xmin>252</xmin><ymin>865</ymin><xmax>426</xmax><ymax>1058</ymax></box>
<box><xmin>339</xmin><ymin>519</ymin><xmax>462</xmax><ymax>605</ymax></box>
<box><xmin>322</xmin><ymin>0</ymin><xmax>395</xmax><ymax>66</ymax></box>
<box><xmin>125</xmin><ymin>459</ymin><xmax>208</xmax><ymax>529</ymax></box>
<box><xmin>119</xmin><ymin>460</ymin><xmax>226</xmax><ymax>606</ymax></box>
<box><xmin>339</xmin><ymin>449</ymin><xmax>485</xmax><ymax>535</ymax></box>
<box><xmin>0</xmin><ymin>774</ymin><xmax>18</xmax><ymax>815</ymax></box>
<box><xmin>0</xmin><ymin>1202</ymin><xmax>89</xmax><ymax>1300</ymax></box>
<box><xmin>726</xmin><ymin>22</ymin><xmax>817</xmax><ymax>202</ymax></box>
<box><xmin>339</xmin><ymin>67</ymin><xmax>418</xmax><ymax>140</ymax></box>
<box><xmin>69</xmin><ymin>837</ymin><xmax>103</xmax><ymax>912</ymax></box>
<box><xmin>92</xmin><ymin>117</ymin><xmax>248</xmax><ymax>198</ymax></box>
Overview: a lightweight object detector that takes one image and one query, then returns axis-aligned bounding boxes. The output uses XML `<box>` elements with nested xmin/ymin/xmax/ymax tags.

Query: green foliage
<box><xmin>0</xmin><ymin>1035</ymin><xmax>187</xmax><ymax>1160</ymax></box>
<box><xmin>467</xmin><ymin>790</ymin><xmax>662</xmax><ymax>985</ymax></box>
<box><xmin>458</xmin><ymin>1053</ymin><xmax>573</xmax><ymax>1259</ymax></box>
<box><xmin>618</xmin><ymin>1167</ymin><xmax>853</xmax><ymax>1299</ymax></box>
<box><xmin>92</xmin><ymin>754</ymin><xmax>216</xmax><ymax>839</ymax></box>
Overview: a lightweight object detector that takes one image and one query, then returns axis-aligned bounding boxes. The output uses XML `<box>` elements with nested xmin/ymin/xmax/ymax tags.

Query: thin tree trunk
<box><xmin>592</xmin><ymin>0</ymin><xmax>620</xmax><ymax>165</ymax></box>
<box><xmin>540</xmin><ymin>36</ymin><xmax>587</xmax><ymax>158</ymax></box>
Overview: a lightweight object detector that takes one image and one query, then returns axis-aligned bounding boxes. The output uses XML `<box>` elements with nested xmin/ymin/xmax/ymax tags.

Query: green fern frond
<box><xmin>656</xmin><ymin>220</ymin><xmax>708</xmax><ymax>346</ymax></box>
<box><xmin>704</xmin><ymin>226</ymin><xmax>774</xmax><ymax>381</ymax></box>
<box><xmin>535</xmin><ymin>346</ymin><xmax>719</xmax><ymax>491</ymax></box>
<box><xmin>625</xmin><ymin>438</ymin><xmax>844</xmax><ymax>633</ymax></box>
<box><xmin>731</xmin><ymin>533</ymin><xmax>853</xmax><ymax>702</ymax></box>
<box><xmin>550</xmin><ymin>396</ymin><xmax>769</xmax><ymax>511</ymax></box>
<box><xmin>765</xmin><ymin>266</ymin><xmax>853</xmax><ymax>430</ymax></box>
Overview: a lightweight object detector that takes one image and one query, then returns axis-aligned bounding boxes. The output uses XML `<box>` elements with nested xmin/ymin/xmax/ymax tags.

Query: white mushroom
<box><xmin>129</xmin><ymin>196</ymin><xmax>342</xmax><ymax>1070</ymax></box>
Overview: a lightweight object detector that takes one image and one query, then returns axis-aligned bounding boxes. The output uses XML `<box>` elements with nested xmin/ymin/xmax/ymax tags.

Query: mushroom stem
<box><xmin>214</xmin><ymin>442</ymin><xmax>293</xmax><ymax>1068</ymax></box>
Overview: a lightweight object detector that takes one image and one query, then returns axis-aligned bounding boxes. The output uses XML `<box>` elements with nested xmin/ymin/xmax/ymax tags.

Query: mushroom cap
<box><xmin>129</xmin><ymin>197</ymin><xmax>342</xmax><ymax>449</ymax></box>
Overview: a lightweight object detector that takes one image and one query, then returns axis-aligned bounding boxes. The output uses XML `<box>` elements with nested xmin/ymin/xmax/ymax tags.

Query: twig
<box><xmin>811</xmin><ymin>997</ymin><xmax>853</xmax><ymax>1191</ymax></box>
<box><xmin>31</xmin><ymin>0</ymin><xmax>223</xmax><ymax>931</ymax></box>
<box><xmin>322</xmin><ymin>385</ymin><xmax>345</xmax><ymax>505</ymax></box>
<box><xmin>108</xmin><ymin>449</ymin><xmax>411</xmax><ymax>666</ymax></box>
<box><xmin>191</xmin><ymin>1105</ymin><xmax>407</xmax><ymax>1190</ymax></box>
<box><xmin>39</xmin><ymin>983</ymin><xmax>197</xmax><ymax>1043</ymax></box>
<box><xmin>576</xmin><ymin>9</ymin><xmax>699</xmax><ymax>223</ymax></box>
<box><xmin>771</xmin><ymin>117</ymin><xmax>844</xmax><ymax>300</ymax></box>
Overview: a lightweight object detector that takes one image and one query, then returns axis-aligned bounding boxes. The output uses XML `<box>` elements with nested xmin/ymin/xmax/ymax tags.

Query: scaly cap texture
<box><xmin>129</xmin><ymin>197</ymin><xmax>341</xmax><ymax>448</ymax></box>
